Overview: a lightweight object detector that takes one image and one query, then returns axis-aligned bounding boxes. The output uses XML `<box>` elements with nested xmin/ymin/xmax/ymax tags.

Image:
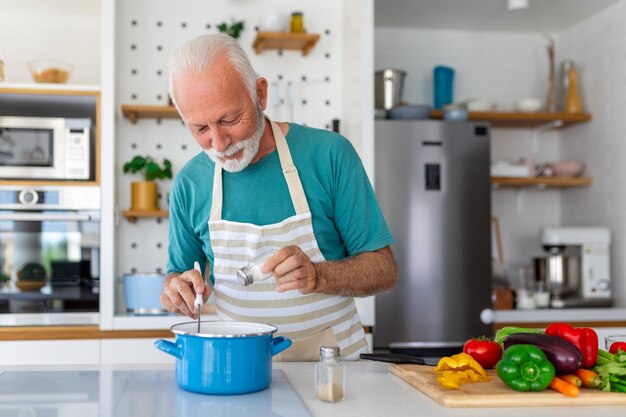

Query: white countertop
<box><xmin>2</xmin><ymin>362</ymin><xmax>626</xmax><ymax>417</ymax></box>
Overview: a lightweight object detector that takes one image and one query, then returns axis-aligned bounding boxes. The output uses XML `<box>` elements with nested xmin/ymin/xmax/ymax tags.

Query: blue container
<box><xmin>155</xmin><ymin>321</ymin><xmax>292</xmax><ymax>395</ymax></box>
<box><xmin>433</xmin><ymin>66</ymin><xmax>455</xmax><ymax>109</ymax></box>
<box><xmin>123</xmin><ymin>273</ymin><xmax>166</xmax><ymax>314</ymax></box>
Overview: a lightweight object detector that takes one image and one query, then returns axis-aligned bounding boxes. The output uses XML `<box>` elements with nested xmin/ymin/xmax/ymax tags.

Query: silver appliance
<box><xmin>537</xmin><ymin>227</ymin><xmax>611</xmax><ymax>308</ymax></box>
<box><xmin>374</xmin><ymin>120</ymin><xmax>492</xmax><ymax>355</ymax></box>
<box><xmin>0</xmin><ymin>186</ymin><xmax>100</xmax><ymax>325</ymax></box>
<box><xmin>375</xmin><ymin>69</ymin><xmax>406</xmax><ymax>110</ymax></box>
<box><xmin>0</xmin><ymin>116</ymin><xmax>91</xmax><ymax>180</ymax></box>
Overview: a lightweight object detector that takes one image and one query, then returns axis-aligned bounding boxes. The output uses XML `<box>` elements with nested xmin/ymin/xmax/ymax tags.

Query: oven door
<box><xmin>0</xmin><ymin>210</ymin><xmax>100</xmax><ymax>325</ymax></box>
<box><xmin>0</xmin><ymin>117</ymin><xmax>68</xmax><ymax>180</ymax></box>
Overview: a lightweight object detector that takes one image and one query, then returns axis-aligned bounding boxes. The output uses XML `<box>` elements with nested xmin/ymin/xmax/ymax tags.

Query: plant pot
<box><xmin>131</xmin><ymin>181</ymin><xmax>159</xmax><ymax>211</ymax></box>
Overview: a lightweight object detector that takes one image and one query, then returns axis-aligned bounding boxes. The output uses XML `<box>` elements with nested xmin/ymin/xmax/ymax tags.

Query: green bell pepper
<box><xmin>496</xmin><ymin>344</ymin><xmax>555</xmax><ymax>391</ymax></box>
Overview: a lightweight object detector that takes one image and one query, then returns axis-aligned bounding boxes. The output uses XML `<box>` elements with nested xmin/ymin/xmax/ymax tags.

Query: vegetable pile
<box><xmin>434</xmin><ymin>322</ymin><xmax>624</xmax><ymax>397</ymax></box>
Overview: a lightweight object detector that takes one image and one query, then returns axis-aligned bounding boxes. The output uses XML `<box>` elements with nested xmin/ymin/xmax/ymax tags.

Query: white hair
<box><xmin>167</xmin><ymin>34</ymin><xmax>258</xmax><ymax>108</ymax></box>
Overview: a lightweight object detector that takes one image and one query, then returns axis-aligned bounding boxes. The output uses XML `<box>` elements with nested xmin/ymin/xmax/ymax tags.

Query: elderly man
<box><xmin>162</xmin><ymin>34</ymin><xmax>397</xmax><ymax>361</ymax></box>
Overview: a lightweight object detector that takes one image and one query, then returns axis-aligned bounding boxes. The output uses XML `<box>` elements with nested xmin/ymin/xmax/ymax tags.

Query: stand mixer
<box><xmin>535</xmin><ymin>227</ymin><xmax>612</xmax><ymax>308</ymax></box>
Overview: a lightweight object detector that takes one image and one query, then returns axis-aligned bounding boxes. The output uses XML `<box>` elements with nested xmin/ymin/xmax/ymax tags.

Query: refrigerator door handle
<box><xmin>480</xmin><ymin>308</ymin><xmax>495</xmax><ymax>324</ymax></box>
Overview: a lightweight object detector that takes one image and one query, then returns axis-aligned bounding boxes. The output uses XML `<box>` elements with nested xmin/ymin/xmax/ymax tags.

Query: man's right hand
<box><xmin>161</xmin><ymin>268</ymin><xmax>211</xmax><ymax>319</ymax></box>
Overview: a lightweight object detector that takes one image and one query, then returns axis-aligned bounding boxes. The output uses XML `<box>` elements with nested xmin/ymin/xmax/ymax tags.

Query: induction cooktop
<box><xmin>0</xmin><ymin>369</ymin><xmax>312</xmax><ymax>417</ymax></box>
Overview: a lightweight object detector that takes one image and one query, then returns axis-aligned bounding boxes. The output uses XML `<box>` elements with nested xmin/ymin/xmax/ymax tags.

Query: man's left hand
<box><xmin>261</xmin><ymin>245</ymin><xmax>319</xmax><ymax>294</ymax></box>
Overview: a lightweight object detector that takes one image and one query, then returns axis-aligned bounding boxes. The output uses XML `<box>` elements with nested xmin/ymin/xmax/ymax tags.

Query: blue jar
<box><xmin>433</xmin><ymin>66</ymin><xmax>455</xmax><ymax>109</ymax></box>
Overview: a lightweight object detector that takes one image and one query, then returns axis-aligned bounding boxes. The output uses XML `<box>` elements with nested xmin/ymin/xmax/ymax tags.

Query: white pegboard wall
<box><xmin>114</xmin><ymin>0</ymin><xmax>345</xmax><ymax>285</ymax></box>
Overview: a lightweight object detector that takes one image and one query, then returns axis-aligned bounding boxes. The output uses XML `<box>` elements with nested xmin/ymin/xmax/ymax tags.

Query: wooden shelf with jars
<box><xmin>429</xmin><ymin>110</ymin><xmax>591</xmax><ymax>128</ymax></box>
<box><xmin>252</xmin><ymin>32</ymin><xmax>320</xmax><ymax>56</ymax></box>
<box><xmin>121</xmin><ymin>104</ymin><xmax>179</xmax><ymax>124</ymax></box>
<box><xmin>121</xmin><ymin>209</ymin><xmax>169</xmax><ymax>224</ymax></box>
<box><xmin>491</xmin><ymin>176</ymin><xmax>592</xmax><ymax>189</ymax></box>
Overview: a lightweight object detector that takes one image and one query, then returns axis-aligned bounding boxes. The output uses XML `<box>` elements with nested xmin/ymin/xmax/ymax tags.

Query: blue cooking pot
<box><xmin>155</xmin><ymin>321</ymin><xmax>291</xmax><ymax>395</ymax></box>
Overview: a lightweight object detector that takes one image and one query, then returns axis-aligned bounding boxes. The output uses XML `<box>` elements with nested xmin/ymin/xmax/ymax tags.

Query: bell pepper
<box><xmin>433</xmin><ymin>352</ymin><xmax>490</xmax><ymax>389</ymax></box>
<box><xmin>545</xmin><ymin>323</ymin><xmax>598</xmax><ymax>368</ymax></box>
<box><xmin>496</xmin><ymin>344</ymin><xmax>556</xmax><ymax>391</ymax></box>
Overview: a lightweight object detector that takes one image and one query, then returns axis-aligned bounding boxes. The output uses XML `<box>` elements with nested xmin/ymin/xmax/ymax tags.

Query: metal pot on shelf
<box><xmin>375</xmin><ymin>69</ymin><xmax>406</xmax><ymax>110</ymax></box>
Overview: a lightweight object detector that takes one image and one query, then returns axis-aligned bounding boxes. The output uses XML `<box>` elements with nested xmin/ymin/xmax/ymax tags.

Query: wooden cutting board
<box><xmin>390</xmin><ymin>364</ymin><xmax>626</xmax><ymax>407</ymax></box>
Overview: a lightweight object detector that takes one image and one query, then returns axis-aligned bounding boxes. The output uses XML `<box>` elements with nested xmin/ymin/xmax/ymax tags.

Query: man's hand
<box><xmin>161</xmin><ymin>268</ymin><xmax>212</xmax><ymax>318</ymax></box>
<box><xmin>262</xmin><ymin>245</ymin><xmax>320</xmax><ymax>294</ymax></box>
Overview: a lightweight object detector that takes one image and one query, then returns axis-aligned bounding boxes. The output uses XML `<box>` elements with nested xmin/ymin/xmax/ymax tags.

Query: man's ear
<box><xmin>256</xmin><ymin>77</ymin><xmax>268</xmax><ymax>110</ymax></box>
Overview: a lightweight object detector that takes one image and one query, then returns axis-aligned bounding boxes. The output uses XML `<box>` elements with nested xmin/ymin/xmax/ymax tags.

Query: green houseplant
<box><xmin>123</xmin><ymin>156</ymin><xmax>172</xmax><ymax>211</ymax></box>
<box><xmin>217</xmin><ymin>20</ymin><xmax>245</xmax><ymax>39</ymax></box>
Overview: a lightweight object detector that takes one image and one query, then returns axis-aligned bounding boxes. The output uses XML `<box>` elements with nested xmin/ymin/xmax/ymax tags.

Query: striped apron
<box><xmin>208</xmin><ymin>119</ymin><xmax>368</xmax><ymax>361</ymax></box>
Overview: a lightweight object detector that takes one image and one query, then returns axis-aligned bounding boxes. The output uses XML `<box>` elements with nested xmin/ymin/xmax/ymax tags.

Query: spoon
<box><xmin>193</xmin><ymin>261</ymin><xmax>203</xmax><ymax>334</ymax></box>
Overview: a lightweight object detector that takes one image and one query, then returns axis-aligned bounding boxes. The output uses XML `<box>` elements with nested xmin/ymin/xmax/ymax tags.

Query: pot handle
<box><xmin>271</xmin><ymin>336</ymin><xmax>292</xmax><ymax>356</ymax></box>
<box><xmin>154</xmin><ymin>339</ymin><xmax>183</xmax><ymax>359</ymax></box>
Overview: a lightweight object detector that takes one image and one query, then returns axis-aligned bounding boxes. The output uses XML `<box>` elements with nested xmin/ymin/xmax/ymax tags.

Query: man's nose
<box><xmin>211</xmin><ymin>128</ymin><xmax>231</xmax><ymax>152</ymax></box>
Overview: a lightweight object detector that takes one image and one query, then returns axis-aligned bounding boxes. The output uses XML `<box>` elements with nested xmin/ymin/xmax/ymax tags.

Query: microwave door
<box><xmin>0</xmin><ymin>118</ymin><xmax>66</xmax><ymax>180</ymax></box>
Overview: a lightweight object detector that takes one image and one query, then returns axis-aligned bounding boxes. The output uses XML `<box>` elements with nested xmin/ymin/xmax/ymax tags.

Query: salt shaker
<box><xmin>316</xmin><ymin>346</ymin><xmax>344</xmax><ymax>402</ymax></box>
<box><xmin>236</xmin><ymin>250</ymin><xmax>275</xmax><ymax>286</ymax></box>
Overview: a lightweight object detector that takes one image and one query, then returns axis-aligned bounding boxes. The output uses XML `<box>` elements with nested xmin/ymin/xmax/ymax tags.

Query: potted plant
<box><xmin>217</xmin><ymin>19</ymin><xmax>245</xmax><ymax>39</ymax></box>
<box><xmin>123</xmin><ymin>156</ymin><xmax>172</xmax><ymax>211</ymax></box>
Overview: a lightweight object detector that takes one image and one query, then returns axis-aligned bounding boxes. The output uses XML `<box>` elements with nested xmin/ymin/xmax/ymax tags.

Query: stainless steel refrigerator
<box><xmin>374</xmin><ymin>120</ymin><xmax>492</xmax><ymax>355</ymax></box>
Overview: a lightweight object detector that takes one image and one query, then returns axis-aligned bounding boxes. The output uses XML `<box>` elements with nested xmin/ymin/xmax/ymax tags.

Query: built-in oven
<box><xmin>0</xmin><ymin>186</ymin><xmax>100</xmax><ymax>326</ymax></box>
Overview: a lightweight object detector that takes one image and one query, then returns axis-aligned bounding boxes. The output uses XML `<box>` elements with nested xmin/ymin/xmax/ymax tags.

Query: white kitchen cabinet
<box><xmin>0</xmin><ymin>340</ymin><xmax>100</xmax><ymax>365</ymax></box>
<box><xmin>100</xmin><ymin>338</ymin><xmax>175</xmax><ymax>364</ymax></box>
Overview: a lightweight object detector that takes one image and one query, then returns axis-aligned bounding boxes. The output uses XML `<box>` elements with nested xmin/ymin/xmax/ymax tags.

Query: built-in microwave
<box><xmin>0</xmin><ymin>116</ymin><xmax>91</xmax><ymax>180</ymax></box>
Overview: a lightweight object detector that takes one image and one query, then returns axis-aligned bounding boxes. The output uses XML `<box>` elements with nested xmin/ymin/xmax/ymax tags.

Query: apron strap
<box><xmin>270</xmin><ymin>120</ymin><xmax>311</xmax><ymax>216</ymax></box>
<box><xmin>209</xmin><ymin>161</ymin><xmax>223</xmax><ymax>221</ymax></box>
<box><xmin>209</xmin><ymin>116</ymin><xmax>311</xmax><ymax>221</ymax></box>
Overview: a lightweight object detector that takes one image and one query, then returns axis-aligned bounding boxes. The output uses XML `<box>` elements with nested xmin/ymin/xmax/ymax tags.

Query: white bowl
<box><xmin>464</xmin><ymin>98</ymin><xmax>496</xmax><ymax>112</ymax></box>
<box><xmin>516</xmin><ymin>98</ymin><xmax>543</xmax><ymax>113</ymax></box>
<box><xmin>259</xmin><ymin>13</ymin><xmax>289</xmax><ymax>32</ymax></box>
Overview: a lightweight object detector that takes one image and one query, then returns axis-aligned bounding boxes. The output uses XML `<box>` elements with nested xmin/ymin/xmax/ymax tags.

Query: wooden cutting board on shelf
<box><xmin>390</xmin><ymin>364</ymin><xmax>626</xmax><ymax>408</ymax></box>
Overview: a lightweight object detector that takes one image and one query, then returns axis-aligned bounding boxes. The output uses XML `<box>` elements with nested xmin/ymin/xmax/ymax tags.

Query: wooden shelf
<box><xmin>121</xmin><ymin>104</ymin><xmax>179</xmax><ymax>124</ymax></box>
<box><xmin>491</xmin><ymin>176</ymin><xmax>592</xmax><ymax>189</ymax></box>
<box><xmin>252</xmin><ymin>32</ymin><xmax>320</xmax><ymax>56</ymax></box>
<box><xmin>122</xmin><ymin>209</ymin><xmax>169</xmax><ymax>223</ymax></box>
<box><xmin>429</xmin><ymin>110</ymin><xmax>591</xmax><ymax>128</ymax></box>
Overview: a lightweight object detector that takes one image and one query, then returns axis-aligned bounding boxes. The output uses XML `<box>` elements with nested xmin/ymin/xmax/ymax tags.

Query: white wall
<box><xmin>0</xmin><ymin>0</ymin><xmax>101</xmax><ymax>85</ymax></box>
<box><xmin>560</xmin><ymin>0</ymin><xmax>626</xmax><ymax>306</ymax></box>
<box><xmin>375</xmin><ymin>27</ymin><xmax>562</xmax><ymax>278</ymax></box>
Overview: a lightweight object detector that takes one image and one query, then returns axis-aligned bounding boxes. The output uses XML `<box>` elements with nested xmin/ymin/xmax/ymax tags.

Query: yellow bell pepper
<box><xmin>433</xmin><ymin>352</ymin><xmax>489</xmax><ymax>389</ymax></box>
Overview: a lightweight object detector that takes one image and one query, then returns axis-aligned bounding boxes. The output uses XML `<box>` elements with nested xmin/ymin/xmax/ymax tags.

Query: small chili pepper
<box><xmin>496</xmin><ymin>344</ymin><xmax>556</xmax><ymax>392</ymax></box>
<box><xmin>545</xmin><ymin>323</ymin><xmax>598</xmax><ymax>368</ymax></box>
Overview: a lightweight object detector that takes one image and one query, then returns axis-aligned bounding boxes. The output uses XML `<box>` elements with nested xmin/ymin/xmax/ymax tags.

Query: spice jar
<box><xmin>316</xmin><ymin>346</ymin><xmax>344</xmax><ymax>402</ymax></box>
<box><xmin>236</xmin><ymin>250</ymin><xmax>276</xmax><ymax>286</ymax></box>
<box><xmin>290</xmin><ymin>12</ymin><xmax>305</xmax><ymax>33</ymax></box>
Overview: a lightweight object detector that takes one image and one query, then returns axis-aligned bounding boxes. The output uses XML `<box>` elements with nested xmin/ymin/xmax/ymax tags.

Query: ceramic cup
<box><xmin>605</xmin><ymin>335</ymin><xmax>626</xmax><ymax>351</ymax></box>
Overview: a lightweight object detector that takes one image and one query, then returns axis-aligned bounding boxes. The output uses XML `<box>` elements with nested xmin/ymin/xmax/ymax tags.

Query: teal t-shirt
<box><xmin>166</xmin><ymin>123</ymin><xmax>394</xmax><ymax>281</ymax></box>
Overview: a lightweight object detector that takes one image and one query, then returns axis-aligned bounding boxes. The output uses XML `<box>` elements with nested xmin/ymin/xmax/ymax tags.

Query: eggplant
<box><xmin>503</xmin><ymin>332</ymin><xmax>582</xmax><ymax>375</ymax></box>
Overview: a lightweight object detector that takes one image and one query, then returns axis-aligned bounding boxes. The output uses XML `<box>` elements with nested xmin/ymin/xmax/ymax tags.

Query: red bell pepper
<box><xmin>545</xmin><ymin>323</ymin><xmax>598</xmax><ymax>368</ymax></box>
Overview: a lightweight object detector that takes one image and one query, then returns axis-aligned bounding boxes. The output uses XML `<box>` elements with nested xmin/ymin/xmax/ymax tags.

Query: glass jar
<box><xmin>290</xmin><ymin>12</ymin><xmax>305</xmax><ymax>33</ymax></box>
<box><xmin>236</xmin><ymin>250</ymin><xmax>275</xmax><ymax>286</ymax></box>
<box><xmin>316</xmin><ymin>346</ymin><xmax>344</xmax><ymax>402</ymax></box>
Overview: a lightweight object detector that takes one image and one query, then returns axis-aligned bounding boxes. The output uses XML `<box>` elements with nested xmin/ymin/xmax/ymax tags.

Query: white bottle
<box><xmin>236</xmin><ymin>251</ymin><xmax>275</xmax><ymax>286</ymax></box>
<box><xmin>316</xmin><ymin>346</ymin><xmax>344</xmax><ymax>402</ymax></box>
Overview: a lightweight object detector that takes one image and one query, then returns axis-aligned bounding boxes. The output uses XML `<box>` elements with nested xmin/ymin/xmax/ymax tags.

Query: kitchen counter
<box><xmin>494</xmin><ymin>307</ymin><xmax>626</xmax><ymax>326</ymax></box>
<box><xmin>2</xmin><ymin>362</ymin><xmax>625</xmax><ymax>417</ymax></box>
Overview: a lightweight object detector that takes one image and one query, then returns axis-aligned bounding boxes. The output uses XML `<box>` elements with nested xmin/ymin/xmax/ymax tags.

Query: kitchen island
<box><xmin>1</xmin><ymin>361</ymin><xmax>625</xmax><ymax>416</ymax></box>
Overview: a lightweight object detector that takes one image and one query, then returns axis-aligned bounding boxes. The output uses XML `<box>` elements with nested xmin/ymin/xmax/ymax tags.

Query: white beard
<box><xmin>204</xmin><ymin>108</ymin><xmax>266</xmax><ymax>173</ymax></box>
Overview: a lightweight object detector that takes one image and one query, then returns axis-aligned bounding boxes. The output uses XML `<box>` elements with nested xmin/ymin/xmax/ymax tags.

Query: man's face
<box><xmin>172</xmin><ymin>56</ymin><xmax>268</xmax><ymax>172</ymax></box>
